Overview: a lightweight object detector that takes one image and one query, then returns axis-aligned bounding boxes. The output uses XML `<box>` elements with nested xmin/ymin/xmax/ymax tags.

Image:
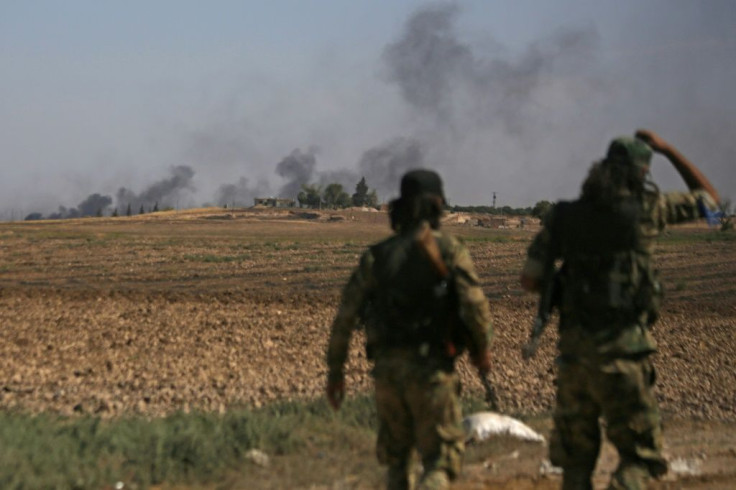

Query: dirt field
<box><xmin>1</xmin><ymin>207</ymin><xmax>734</xmax><ymax>489</ymax></box>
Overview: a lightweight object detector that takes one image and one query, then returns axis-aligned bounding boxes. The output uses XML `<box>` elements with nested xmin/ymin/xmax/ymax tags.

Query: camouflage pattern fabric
<box><xmin>327</xmin><ymin>228</ymin><xmax>492</xmax><ymax>380</ymax></box>
<box><xmin>521</xmin><ymin>187</ymin><xmax>712</xmax><ymax>487</ymax></box>
<box><xmin>522</xmin><ymin>188</ymin><xmax>714</xmax><ymax>355</ymax></box>
<box><xmin>550</xmin><ymin>355</ymin><xmax>666</xmax><ymax>480</ymax></box>
<box><xmin>326</xmin><ymin>227</ymin><xmax>492</xmax><ymax>489</ymax></box>
<box><xmin>373</xmin><ymin>353</ymin><xmax>464</xmax><ymax>490</ymax></box>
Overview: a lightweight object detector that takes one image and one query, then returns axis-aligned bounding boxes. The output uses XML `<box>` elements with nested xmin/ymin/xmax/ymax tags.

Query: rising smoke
<box><xmin>357</xmin><ymin>138</ymin><xmax>425</xmax><ymax>201</ymax></box>
<box><xmin>253</xmin><ymin>3</ymin><xmax>601</xmax><ymax>205</ymax></box>
<box><xmin>215</xmin><ymin>5</ymin><xmax>601</xmax><ymax>208</ymax></box>
<box><xmin>381</xmin><ymin>2</ymin><xmax>735</xmax><ymax>204</ymax></box>
<box><xmin>116</xmin><ymin>165</ymin><xmax>195</xmax><ymax>212</ymax></box>
<box><xmin>375</xmin><ymin>3</ymin><xmax>608</xmax><ymax>203</ymax></box>
<box><xmin>215</xmin><ymin>177</ymin><xmax>271</xmax><ymax>208</ymax></box>
<box><xmin>10</xmin><ymin>1</ymin><xmax>735</xmax><ymax>219</ymax></box>
<box><xmin>273</xmin><ymin>148</ymin><xmax>362</xmax><ymax>200</ymax></box>
<box><xmin>77</xmin><ymin>193</ymin><xmax>113</xmax><ymax>217</ymax></box>
<box><xmin>42</xmin><ymin>193</ymin><xmax>113</xmax><ymax>219</ymax></box>
<box><xmin>275</xmin><ymin>148</ymin><xmax>318</xmax><ymax>199</ymax></box>
<box><xmin>382</xmin><ymin>4</ymin><xmax>473</xmax><ymax>122</ymax></box>
<box><xmin>383</xmin><ymin>3</ymin><xmax>600</xmax><ymax>135</ymax></box>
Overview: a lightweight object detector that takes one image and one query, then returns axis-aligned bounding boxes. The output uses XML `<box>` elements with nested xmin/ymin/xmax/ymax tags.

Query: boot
<box><xmin>608</xmin><ymin>463</ymin><xmax>650</xmax><ymax>490</ymax></box>
<box><xmin>416</xmin><ymin>469</ymin><xmax>449</xmax><ymax>490</ymax></box>
<box><xmin>562</xmin><ymin>466</ymin><xmax>593</xmax><ymax>490</ymax></box>
<box><xmin>386</xmin><ymin>463</ymin><xmax>412</xmax><ymax>490</ymax></box>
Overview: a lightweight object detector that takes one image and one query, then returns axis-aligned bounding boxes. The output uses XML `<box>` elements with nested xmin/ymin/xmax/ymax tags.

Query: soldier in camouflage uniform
<box><xmin>520</xmin><ymin>129</ymin><xmax>720</xmax><ymax>490</ymax></box>
<box><xmin>326</xmin><ymin>169</ymin><xmax>493</xmax><ymax>490</ymax></box>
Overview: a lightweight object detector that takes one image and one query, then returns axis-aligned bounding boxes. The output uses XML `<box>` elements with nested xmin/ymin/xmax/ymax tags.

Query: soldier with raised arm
<box><xmin>326</xmin><ymin>169</ymin><xmax>492</xmax><ymax>490</ymax></box>
<box><xmin>520</xmin><ymin>130</ymin><xmax>720</xmax><ymax>490</ymax></box>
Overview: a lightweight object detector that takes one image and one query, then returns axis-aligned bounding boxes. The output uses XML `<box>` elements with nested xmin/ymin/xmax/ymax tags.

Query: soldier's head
<box><xmin>582</xmin><ymin>136</ymin><xmax>653</xmax><ymax>200</ymax></box>
<box><xmin>604</xmin><ymin>136</ymin><xmax>653</xmax><ymax>187</ymax></box>
<box><xmin>389</xmin><ymin>169</ymin><xmax>446</xmax><ymax>231</ymax></box>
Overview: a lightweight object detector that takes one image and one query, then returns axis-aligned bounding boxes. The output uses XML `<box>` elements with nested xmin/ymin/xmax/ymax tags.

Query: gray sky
<box><xmin>2</xmin><ymin>0</ymin><xmax>735</xmax><ymax>218</ymax></box>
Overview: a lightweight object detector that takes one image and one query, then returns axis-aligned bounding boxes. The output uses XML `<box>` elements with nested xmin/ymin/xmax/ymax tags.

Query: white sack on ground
<box><xmin>463</xmin><ymin>411</ymin><xmax>545</xmax><ymax>443</ymax></box>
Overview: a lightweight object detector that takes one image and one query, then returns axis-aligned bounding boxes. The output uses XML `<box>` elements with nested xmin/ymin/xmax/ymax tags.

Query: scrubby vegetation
<box><xmin>0</xmin><ymin>397</ymin><xmax>372</xmax><ymax>489</ymax></box>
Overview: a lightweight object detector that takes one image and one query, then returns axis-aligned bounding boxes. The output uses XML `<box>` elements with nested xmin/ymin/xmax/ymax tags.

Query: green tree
<box><xmin>126</xmin><ymin>204</ymin><xmax>132</xmax><ymax>217</ymax></box>
<box><xmin>531</xmin><ymin>200</ymin><xmax>553</xmax><ymax>219</ymax></box>
<box><xmin>297</xmin><ymin>184</ymin><xmax>322</xmax><ymax>209</ymax></box>
<box><xmin>112</xmin><ymin>208</ymin><xmax>119</xmax><ymax>217</ymax></box>
<box><xmin>322</xmin><ymin>183</ymin><xmax>351</xmax><ymax>209</ymax></box>
<box><xmin>365</xmin><ymin>189</ymin><xmax>379</xmax><ymax>208</ymax></box>
<box><xmin>352</xmin><ymin>177</ymin><xmax>369</xmax><ymax>206</ymax></box>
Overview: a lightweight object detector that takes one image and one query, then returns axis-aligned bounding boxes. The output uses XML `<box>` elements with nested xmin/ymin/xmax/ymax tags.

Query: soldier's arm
<box><xmin>520</xmin><ymin>209</ymin><xmax>556</xmax><ymax>293</ymax></box>
<box><xmin>450</xmin><ymin>240</ymin><xmax>492</xmax><ymax>359</ymax></box>
<box><xmin>636</xmin><ymin>129</ymin><xmax>721</xmax><ymax>204</ymax></box>
<box><xmin>326</xmin><ymin>250</ymin><xmax>374</xmax><ymax>382</ymax></box>
<box><xmin>657</xmin><ymin>189</ymin><xmax>719</xmax><ymax>225</ymax></box>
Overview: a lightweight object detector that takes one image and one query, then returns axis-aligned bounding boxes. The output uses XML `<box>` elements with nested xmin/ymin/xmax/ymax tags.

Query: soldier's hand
<box><xmin>521</xmin><ymin>338</ymin><xmax>539</xmax><ymax>360</ymax></box>
<box><xmin>635</xmin><ymin>129</ymin><xmax>669</xmax><ymax>153</ymax></box>
<box><xmin>326</xmin><ymin>376</ymin><xmax>345</xmax><ymax>411</ymax></box>
<box><xmin>472</xmin><ymin>350</ymin><xmax>492</xmax><ymax>377</ymax></box>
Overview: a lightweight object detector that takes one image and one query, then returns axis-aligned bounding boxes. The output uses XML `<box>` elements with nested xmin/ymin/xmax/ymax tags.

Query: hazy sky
<box><xmin>2</xmin><ymin>1</ymin><xmax>735</xmax><ymax>218</ymax></box>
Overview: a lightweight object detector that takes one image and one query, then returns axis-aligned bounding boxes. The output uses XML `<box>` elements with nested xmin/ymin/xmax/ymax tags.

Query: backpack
<box><xmin>552</xmin><ymin>196</ymin><xmax>662</xmax><ymax>327</ymax></box>
<box><xmin>361</xmin><ymin>231</ymin><xmax>458</xmax><ymax>358</ymax></box>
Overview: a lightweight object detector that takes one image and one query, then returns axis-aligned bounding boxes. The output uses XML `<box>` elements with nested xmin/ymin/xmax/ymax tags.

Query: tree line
<box><xmin>297</xmin><ymin>177</ymin><xmax>379</xmax><ymax>209</ymax></box>
<box><xmin>449</xmin><ymin>200</ymin><xmax>552</xmax><ymax>218</ymax></box>
<box><xmin>18</xmin><ymin>172</ymin><xmax>559</xmax><ymax>221</ymax></box>
<box><xmin>24</xmin><ymin>202</ymin><xmax>164</xmax><ymax>221</ymax></box>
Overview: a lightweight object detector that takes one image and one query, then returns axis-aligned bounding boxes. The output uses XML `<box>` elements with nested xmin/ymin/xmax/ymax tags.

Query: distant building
<box><xmin>478</xmin><ymin>216</ymin><xmax>508</xmax><ymax>229</ymax></box>
<box><xmin>253</xmin><ymin>197</ymin><xmax>295</xmax><ymax>208</ymax></box>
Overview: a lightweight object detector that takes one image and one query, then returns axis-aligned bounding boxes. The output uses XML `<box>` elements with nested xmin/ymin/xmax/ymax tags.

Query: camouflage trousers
<box><xmin>372</xmin><ymin>353</ymin><xmax>465</xmax><ymax>490</ymax></box>
<box><xmin>550</xmin><ymin>353</ymin><xmax>668</xmax><ymax>488</ymax></box>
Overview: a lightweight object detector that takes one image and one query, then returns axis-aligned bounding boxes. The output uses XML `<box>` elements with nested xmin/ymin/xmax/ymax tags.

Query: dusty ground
<box><xmin>0</xmin><ymin>207</ymin><xmax>734</xmax><ymax>488</ymax></box>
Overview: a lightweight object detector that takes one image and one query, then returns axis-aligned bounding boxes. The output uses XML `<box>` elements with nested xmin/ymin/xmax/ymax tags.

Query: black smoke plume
<box><xmin>357</xmin><ymin>138</ymin><xmax>425</xmax><ymax>200</ymax></box>
<box><xmin>382</xmin><ymin>4</ymin><xmax>472</xmax><ymax>120</ymax></box>
<box><xmin>275</xmin><ymin>148</ymin><xmax>318</xmax><ymax>199</ymax></box>
<box><xmin>77</xmin><ymin>193</ymin><xmax>113</xmax><ymax>217</ymax></box>
<box><xmin>42</xmin><ymin>193</ymin><xmax>113</xmax><ymax>219</ymax></box>
<box><xmin>316</xmin><ymin>169</ymin><xmax>359</xmax><ymax>191</ymax></box>
<box><xmin>215</xmin><ymin>177</ymin><xmax>271</xmax><ymax>207</ymax></box>
<box><xmin>383</xmin><ymin>3</ymin><xmax>599</xmax><ymax>134</ymax></box>
<box><xmin>116</xmin><ymin>165</ymin><xmax>195</xmax><ymax>212</ymax></box>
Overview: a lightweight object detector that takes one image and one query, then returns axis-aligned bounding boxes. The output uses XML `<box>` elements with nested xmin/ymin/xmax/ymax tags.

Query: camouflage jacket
<box><xmin>522</xmin><ymin>188</ymin><xmax>716</xmax><ymax>356</ymax></box>
<box><xmin>326</xmin><ymin>228</ymin><xmax>492</xmax><ymax>381</ymax></box>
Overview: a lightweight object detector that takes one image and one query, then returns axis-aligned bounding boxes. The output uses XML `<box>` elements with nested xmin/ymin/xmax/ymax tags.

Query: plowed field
<box><xmin>1</xmin><ymin>207</ymin><xmax>734</xmax><ymax>489</ymax></box>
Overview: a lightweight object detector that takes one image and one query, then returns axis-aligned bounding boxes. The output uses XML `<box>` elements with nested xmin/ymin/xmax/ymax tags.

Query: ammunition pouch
<box><xmin>553</xmin><ymin>197</ymin><xmax>661</xmax><ymax>331</ymax></box>
<box><xmin>562</xmin><ymin>261</ymin><xmax>660</xmax><ymax>330</ymax></box>
<box><xmin>361</xmin><ymin>277</ymin><xmax>464</xmax><ymax>361</ymax></box>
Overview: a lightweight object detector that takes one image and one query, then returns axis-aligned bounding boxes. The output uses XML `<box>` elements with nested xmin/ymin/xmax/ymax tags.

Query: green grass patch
<box><xmin>0</xmin><ymin>397</ymin><xmax>378</xmax><ymax>489</ymax></box>
<box><xmin>703</xmin><ymin>231</ymin><xmax>736</xmax><ymax>243</ymax></box>
<box><xmin>229</xmin><ymin>243</ymin><xmax>260</xmax><ymax>251</ymax></box>
<box><xmin>460</xmin><ymin>234</ymin><xmax>519</xmax><ymax>244</ymax></box>
<box><xmin>257</xmin><ymin>241</ymin><xmax>303</xmax><ymax>251</ymax></box>
<box><xmin>0</xmin><ymin>394</ymin><xmax>543</xmax><ymax>489</ymax></box>
<box><xmin>659</xmin><ymin>229</ymin><xmax>736</xmax><ymax>244</ymax></box>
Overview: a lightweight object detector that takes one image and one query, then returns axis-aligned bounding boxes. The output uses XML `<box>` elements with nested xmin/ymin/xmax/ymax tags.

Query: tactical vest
<box><xmin>552</xmin><ymin>196</ymin><xmax>662</xmax><ymax>328</ymax></box>
<box><xmin>362</xmin><ymin>232</ymin><xmax>456</xmax><ymax>358</ymax></box>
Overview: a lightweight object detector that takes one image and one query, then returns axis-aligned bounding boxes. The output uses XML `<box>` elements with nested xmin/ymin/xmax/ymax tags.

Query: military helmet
<box><xmin>605</xmin><ymin>136</ymin><xmax>653</xmax><ymax>172</ymax></box>
<box><xmin>400</xmin><ymin>169</ymin><xmax>446</xmax><ymax>203</ymax></box>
